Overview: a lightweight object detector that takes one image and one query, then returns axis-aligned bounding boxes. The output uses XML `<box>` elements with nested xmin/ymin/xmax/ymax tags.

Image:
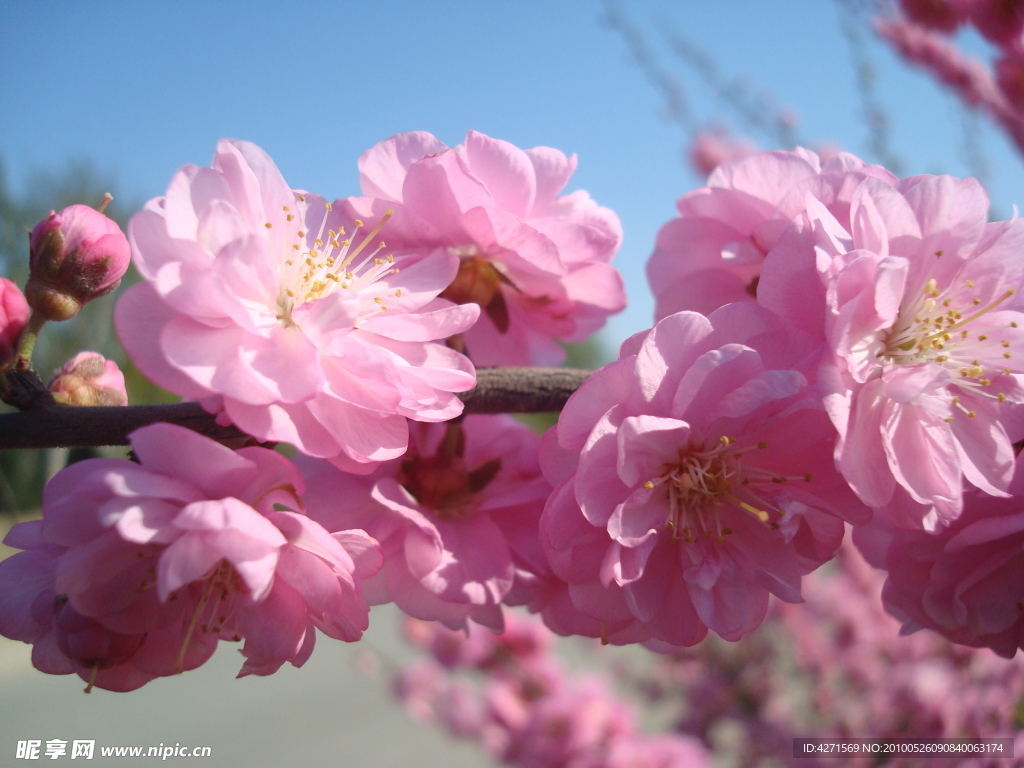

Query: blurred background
<box><xmin>3</xmin><ymin>1</ymin><xmax>1024</xmax><ymax>765</ymax></box>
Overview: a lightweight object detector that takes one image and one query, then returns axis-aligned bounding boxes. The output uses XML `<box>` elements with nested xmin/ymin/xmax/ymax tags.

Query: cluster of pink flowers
<box><xmin>4</xmin><ymin>126</ymin><xmax>1024</xmax><ymax>712</ymax></box>
<box><xmin>349</xmin><ymin>131</ymin><xmax>626</xmax><ymax>367</ymax></box>
<box><xmin>300</xmin><ymin>414</ymin><xmax>553</xmax><ymax>631</ymax></box>
<box><xmin>635</xmin><ymin>144</ymin><xmax>1024</xmax><ymax>655</ymax></box>
<box><xmin>0</xmin><ymin>423</ymin><xmax>380</xmax><ymax>691</ymax></box>
<box><xmin>394</xmin><ymin>614</ymin><xmax>713</xmax><ymax>768</ymax></box>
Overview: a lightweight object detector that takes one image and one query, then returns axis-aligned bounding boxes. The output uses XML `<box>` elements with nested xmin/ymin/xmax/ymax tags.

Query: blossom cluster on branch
<box><xmin>1</xmin><ymin>125</ymin><xmax>1023</xmax><ymax>706</ymax></box>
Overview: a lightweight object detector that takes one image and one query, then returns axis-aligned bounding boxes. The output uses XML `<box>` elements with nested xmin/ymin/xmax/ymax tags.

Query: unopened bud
<box><xmin>0</xmin><ymin>277</ymin><xmax>29</xmax><ymax>368</ymax></box>
<box><xmin>48</xmin><ymin>351</ymin><xmax>128</xmax><ymax>406</ymax></box>
<box><xmin>25</xmin><ymin>205</ymin><xmax>131</xmax><ymax>321</ymax></box>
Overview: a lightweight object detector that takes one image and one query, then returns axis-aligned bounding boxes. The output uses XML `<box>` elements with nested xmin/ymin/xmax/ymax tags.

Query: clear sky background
<box><xmin>2</xmin><ymin>0</ymin><xmax>1023</xmax><ymax>355</ymax></box>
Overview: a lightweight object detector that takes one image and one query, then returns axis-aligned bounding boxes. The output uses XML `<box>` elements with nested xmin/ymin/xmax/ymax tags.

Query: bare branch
<box><xmin>0</xmin><ymin>368</ymin><xmax>592</xmax><ymax>450</ymax></box>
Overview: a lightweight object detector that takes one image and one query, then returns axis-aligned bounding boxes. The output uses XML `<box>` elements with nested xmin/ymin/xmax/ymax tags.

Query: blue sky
<box><xmin>3</xmin><ymin>0</ymin><xmax>1023</xmax><ymax>357</ymax></box>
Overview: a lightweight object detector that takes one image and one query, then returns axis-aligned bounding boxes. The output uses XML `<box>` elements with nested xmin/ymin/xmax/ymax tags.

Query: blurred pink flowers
<box><xmin>301</xmin><ymin>415</ymin><xmax>553</xmax><ymax>630</ymax></box>
<box><xmin>347</xmin><ymin>130</ymin><xmax>626</xmax><ymax>366</ymax></box>
<box><xmin>26</xmin><ymin>204</ymin><xmax>131</xmax><ymax>322</ymax></box>
<box><xmin>0</xmin><ymin>422</ymin><xmax>381</xmax><ymax>691</ymax></box>
<box><xmin>538</xmin><ymin>305</ymin><xmax>867</xmax><ymax>647</ymax></box>
<box><xmin>395</xmin><ymin>615</ymin><xmax>714</xmax><ymax>768</ymax></box>
<box><xmin>115</xmin><ymin>139</ymin><xmax>478</xmax><ymax>472</ymax></box>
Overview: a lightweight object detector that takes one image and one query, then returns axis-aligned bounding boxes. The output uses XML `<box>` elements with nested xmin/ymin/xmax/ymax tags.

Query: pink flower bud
<box><xmin>48</xmin><ymin>351</ymin><xmax>128</xmax><ymax>406</ymax></box>
<box><xmin>25</xmin><ymin>205</ymin><xmax>130</xmax><ymax>321</ymax></box>
<box><xmin>0</xmin><ymin>277</ymin><xmax>29</xmax><ymax>367</ymax></box>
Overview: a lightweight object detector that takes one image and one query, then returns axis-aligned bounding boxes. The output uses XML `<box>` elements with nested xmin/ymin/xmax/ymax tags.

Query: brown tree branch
<box><xmin>0</xmin><ymin>368</ymin><xmax>592</xmax><ymax>450</ymax></box>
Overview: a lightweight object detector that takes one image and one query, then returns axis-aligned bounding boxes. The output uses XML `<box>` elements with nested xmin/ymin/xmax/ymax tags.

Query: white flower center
<box><xmin>882</xmin><ymin>272</ymin><xmax>1017</xmax><ymax>410</ymax></box>
<box><xmin>265</xmin><ymin>199</ymin><xmax>400</xmax><ymax>326</ymax></box>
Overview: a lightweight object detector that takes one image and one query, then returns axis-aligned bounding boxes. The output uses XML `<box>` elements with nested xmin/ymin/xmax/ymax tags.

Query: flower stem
<box><xmin>14</xmin><ymin>313</ymin><xmax>47</xmax><ymax>371</ymax></box>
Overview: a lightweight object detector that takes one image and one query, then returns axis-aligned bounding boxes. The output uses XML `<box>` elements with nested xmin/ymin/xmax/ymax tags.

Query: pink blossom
<box><xmin>48</xmin><ymin>351</ymin><xmax>128</xmax><ymax>406</ymax></box>
<box><xmin>900</xmin><ymin>0</ymin><xmax>968</xmax><ymax>32</ymax></box>
<box><xmin>538</xmin><ymin>304</ymin><xmax>868</xmax><ymax>647</ymax></box>
<box><xmin>301</xmin><ymin>415</ymin><xmax>553</xmax><ymax>630</ymax></box>
<box><xmin>489</xmin><ymin>676</ymin><xmax>635</xmax><ymax>768</ymax></box>
<box><xmin>859</xmin><ymin>453</ymin><xmax>1024</xmax><ymax>658</ymax></box>
<box><xmin>964</xmin><ymin>0</ymin><xmax>1024</xmax><ymax>45</ymax></box>
<box><xmin>347</xmin><ymin>130</ymin><xmax>626</xmax><ymax>366</ymax></box>
<box><xmin>996</xmin><ymin>50</ymin><xmax>1024</xmax><ymax>108</ymax></box>
<box><xmin>26</xmin><ymin>204</ymin><xmax>130</xmax><ymax>321</ymax></box>
<box><xmin>115</xmin><ymin>139</ymin><xmax>478</xmax><ymax>472</ymax></box>
<box><xmin>0</xmin><ymin>422</ymin><xmax>381</xmax><ymax>690</ymax></box>
<box><xmin>647</xmin><ymin>148</ymin><xmax>896</xmax><ymax>319</ymax></box>
<box><xmin>604</xmin><ymin>735</ymin><xmax>714</xmax><ymax>768</ymax></box>
<box><xmin>688</xmin><ymin>129</ymin><xmax>756</xmax><ymax>177</ymax></box>
<box><xmin>759</xmin><ymin>169</ymin><xmax>1024</xmax><ymax>529</ymax></box>
<box><xmin>0</xmin><ymin>276</ymin><xmax>28</xmax><ymax>367</ymax></box>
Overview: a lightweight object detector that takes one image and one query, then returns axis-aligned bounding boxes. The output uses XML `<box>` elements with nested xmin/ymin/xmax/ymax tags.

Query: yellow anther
<box><xmin>379</xmin><ymin>241</ymin><xmax>386</xmax><ymax>248</ymax></box>
<box><xmin>354</xmin><ymin>220</ymin><xmax>364</xmax><ymax>227</ymax></box>
<box><xmin>978</xmin><ymin>335</ymin><xmax>988</xmax><ymax>341</ymax></box>
<box><xmin>923</xmin><ymin>279</ymin><xmax>938</xmax><ymax>296</ymax></box>
<box><xmin>395</xmin><ymin>289</ymin><xmax>402</xmax><ymax>296</ymax></box>
<box><xmin>935</xmin><ymin>355</ymin><xmax>948</xmax><ymax>362</ymax></box>
<box><xmin>968</xmin><ymin>411</ymin><xmax>977</xmax><ymax>418</ymax></box>
<box><xmin>285</xmin><ymin>259</ymin><xmax>293</xmax><ymax>265</ymax></box>
<box><xmin>966</xmin><ymin>280</ymin><xmax>974</xmax><ymax>288</ymax></box>
<box><xmin>325</xmin><ymin>202</ymin><xmax>332</xmax><ymax>210</ymax></box>
<box><xmin>1003</xmin><ymin>341</ymin><xmax>1012</xmax><ymax>348</ymax></box>
<box><xmin>286</xmin><ymin>290</ymin><xmax>294</xmax><ymax>297</ymax></box>
<box><xmin>283</xmin><ymin>205</ymin><xmax>290</xmax><ymax>211</ymax></box>
<box><xmin>286</xmin><ymin>214</ymin><xmax>295</xmax><ymax>221</ymax></box>
<box><xmin>341</xmin><ymin>239</ymin><xmax>351</xmax><ymax>246</ymax></box>
<box><xmin>264</xmin><ymin>222</ymin><xmax>273</xmax><ymax>229</ymax></box>
<box><xmin>374</xmin><ymin>258</ymin><xmax>383</xmax><ymax>265</ymax></box>
<box><xmin>1005</xmin><ymin>353</ymin><xmax>1013</xmax><ymax>359</ymax></box>
<box><xmin>298</xmin><ymin>230</ymin><xmax>306</xmax><ymax>237</ymax></box>
<box><xmin>643</xmin><ymin>481</ymin><xmax>654</xmax><ymax>489</ymax></box>
<box><xmin>298</xmin><ymin>194</ymin><xmax>306</xmax><ymax>201</ymax></box>
<box><xmin>999</xmin><ymin>393</ymin><xmax>1008</xmax><ymax>402</ymax></box>
<box><xmin>387</xmin><ymin>254</ymin><xmax>394</xmax><ymax>263</ymax></box>
<box><xmin>980</xmin><ymin>378</ymin><xmax>991</xmax><ymax>386</ymax></box>
<box><xmin>292</xmin><ymin>244</ymin><xmax>300</xmax><ymax>250</ymax></box>
<box><xmin>944</xmin><ymin>416</ymin><xmax>954</xmax><ymax>422</ymax></box>
<box><xmin>719</xmin><ymin>436</ymin><xmax>730</xmax><ymax>446</ymax></box>
<box><xmin>935</xmin><ymin>250</ymin><xmax>944</xmax><ymax>256</ymax></box>
<box><xmin>315</xmin><ymin>239</ymin><xmax>323</xmax><ymax>246</ymax></box>
<box><xmin>1013</xmin><ymin>322</ymin><xmax>1020</xmax><ymax>328</ymax></box>
<box><xmin>374</xmin><ymin>297</ymin><xmax>383</xmax><ymax>303</ymax></box>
